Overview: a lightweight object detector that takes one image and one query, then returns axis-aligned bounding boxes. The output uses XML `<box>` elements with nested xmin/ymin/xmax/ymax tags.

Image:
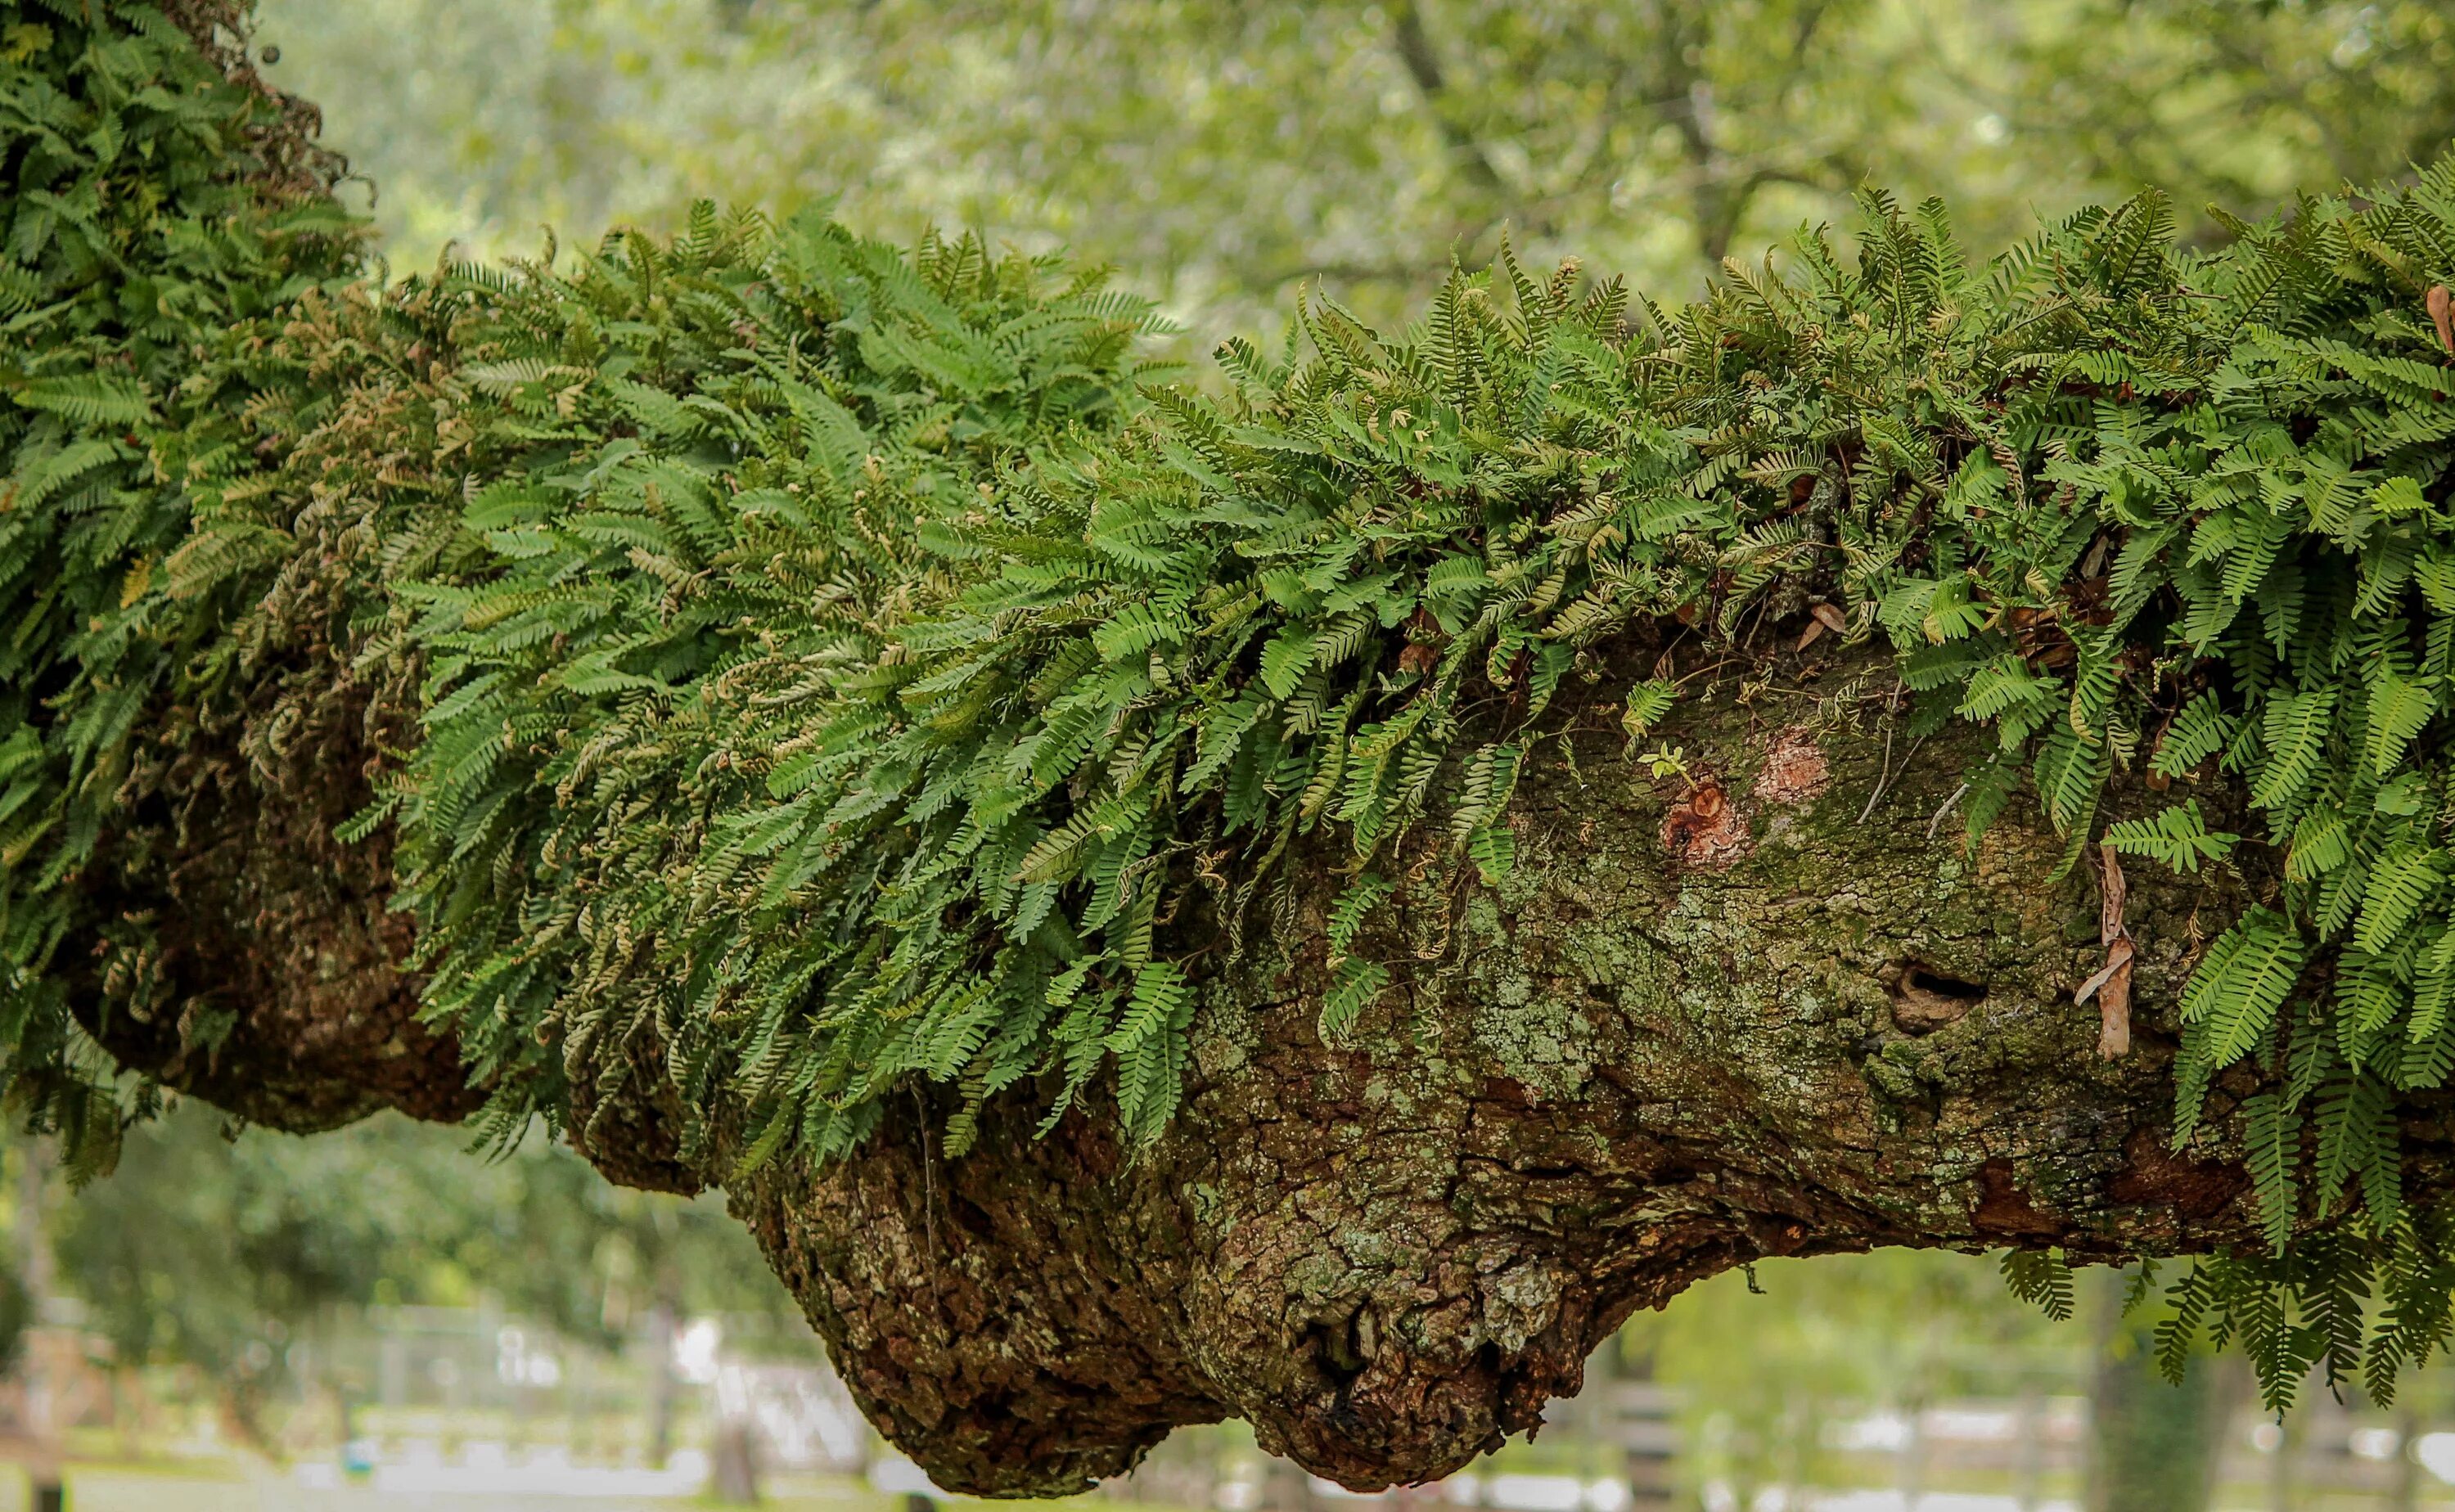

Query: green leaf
<box><xmin>1259</xmin><ymin>625</ymin><xmax>1317</xmax><ymax>699</ymax></box>
<box><xmin>2103</xmin><ymin>800</ymin><xmax>2239</xmax><ymax>873</ymax></box>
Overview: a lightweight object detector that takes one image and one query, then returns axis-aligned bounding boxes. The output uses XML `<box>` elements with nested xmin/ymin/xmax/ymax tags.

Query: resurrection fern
<box><xmin>28</xmin><ymin>0</ymin><xmax>2455</xmax><ymax>1412</ymax></box>
<box><xmin>2103</xmin><ymin>798</ymin><xmax>2237</xmax><ymax>873</ymax></box>
<box><xmin>2000</xmin><ymin>1249</ymin><xmax>2076</xmax><ymax>1323</ymax></box>
<box><xmin>356</xmin><ymin>210</ymin><xmax>1169</xmax><ymax>1159</ymax></box>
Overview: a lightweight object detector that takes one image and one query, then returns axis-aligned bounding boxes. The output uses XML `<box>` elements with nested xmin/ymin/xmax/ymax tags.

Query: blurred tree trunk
<box><xmin>2392</xmin><ymin>1405</ymin><xmax>2423</xmax><ymax>1512</ymax></box>
<box><xmin>712</xmin><ymin>1418</ymin><xmax>761</xmax><ymax>1503</ymax></box>
<box><xmin>14</xmin><ymin>1142</ymin><xmax>61</xmax><ymax>1512</ymax></box>
<box><xmin>647</xmin><ymin>1293</ymin><xmax>679</xmax><ymax>1470</ymax></box>
<box><xmin>2087</xmin><ymin>1271</ymin><xmax>2230</xmax><ymax>1512</ymax></box>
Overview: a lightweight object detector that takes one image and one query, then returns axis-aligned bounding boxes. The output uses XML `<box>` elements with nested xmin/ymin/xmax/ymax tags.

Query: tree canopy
<box><xmin>255</xmin><ymin>0</ymin><xmax>2455</xmax><ymax>334</ymax></box>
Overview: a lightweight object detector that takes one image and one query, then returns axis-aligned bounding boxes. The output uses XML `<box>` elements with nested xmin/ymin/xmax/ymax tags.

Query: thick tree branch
<box><xmin>83</xmin><ymin>638</ymin><xmax>2377</xmax><ymax>1494</ymax></box>
<box><xmin>32</xmin><ymin>7</ymin><xmax>2455</xmax><ymax>1497</ymax></box>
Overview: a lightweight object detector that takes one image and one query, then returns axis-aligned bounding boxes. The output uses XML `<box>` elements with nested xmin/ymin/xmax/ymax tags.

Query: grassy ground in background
<box><xmin>0</xmin><ymin>1460</ymin><xmax>1210</xmax><ymax>1512</ymax></box>
<box><xmin>0</xmin><ymin>1463</ymin><xmax>885</xmax><ymax>1511</ymax></box>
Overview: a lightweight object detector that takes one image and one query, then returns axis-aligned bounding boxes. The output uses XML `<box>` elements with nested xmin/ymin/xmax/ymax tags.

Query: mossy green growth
<box><xmin>21</xmin><ymin>0</ymin><xmax>2455</xmax><ymax>1419</ymax></box>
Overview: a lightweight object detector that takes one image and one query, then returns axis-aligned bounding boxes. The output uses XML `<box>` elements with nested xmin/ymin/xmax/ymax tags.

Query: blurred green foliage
<box><xmin>257</xmin><ymin>0</ymin><xmax>2455</xmax><ymax>335</ymax></box>
<box><xmin>41</xmin><ymin>1104</ymin><xmax>800</xmax><ymax>1429</ymax></box>
<box><xmin>1647</xmin><ymin>1253</ymin><xmax>2072</xmax><ymax>1501</ymax></box>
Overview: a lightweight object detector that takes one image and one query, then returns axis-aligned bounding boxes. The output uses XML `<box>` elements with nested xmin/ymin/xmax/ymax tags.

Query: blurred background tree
<box><xmin>36</xmin><ymin>1105</ymin><xmax>798</xmax><ymax>1446</ymax></box>
<box><xmin>252</xmin><ymin>0</ymin><xmax>2455</xmax><ymax>337</ymax></box>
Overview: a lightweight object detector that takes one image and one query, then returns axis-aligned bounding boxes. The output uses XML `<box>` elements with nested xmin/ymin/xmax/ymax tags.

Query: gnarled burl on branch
<box><xmin>13</xmin><ymin>1</ymin><xmax>2455</xmax><ymax>1492</ymax></box>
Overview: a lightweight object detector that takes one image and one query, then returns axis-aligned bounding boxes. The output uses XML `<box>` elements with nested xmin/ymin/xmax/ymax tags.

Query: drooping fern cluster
<box><xmin>25</xmin><ymin>0</ymin><xmax>2455</xmax><ymax>1413</ymax></box>
<box><xmin>0</xmin><ymin>0</ymin><xmax>363</xmax><ymax>1168</ymax></box>
<box><xmin>350</xmin><ymin>209</ymin><xmax>1173</xmax><ymax>1159</ymax></box>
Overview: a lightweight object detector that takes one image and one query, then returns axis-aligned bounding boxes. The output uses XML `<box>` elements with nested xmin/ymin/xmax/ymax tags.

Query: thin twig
<box><xmin>1926</xmin><ymin>779</ymin><xmax>1970</xmax><ymax>841</ymax></box>
<box><xmin>1857</xmin><ymin>719</ymin><xmax>1899</xmax><ymax>824</ymax></box>
<box><xmin>913</xmin><ymin>1086</ymin><xmax>938</xmax><ymax>1268</ymax></box>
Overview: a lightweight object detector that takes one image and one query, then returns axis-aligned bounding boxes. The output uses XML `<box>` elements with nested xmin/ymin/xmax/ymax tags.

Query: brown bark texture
<box><xmin>723</xmin><ymin>663</ymin><xmax>2282</xmax><ymax>1495</ymax></box>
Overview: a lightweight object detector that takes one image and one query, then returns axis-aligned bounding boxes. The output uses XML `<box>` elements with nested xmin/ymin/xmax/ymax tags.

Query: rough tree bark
<box><xmin>77</xmin><ymin>625</ymin><xmax>2382</xmax><ymax>1496</ymax></box>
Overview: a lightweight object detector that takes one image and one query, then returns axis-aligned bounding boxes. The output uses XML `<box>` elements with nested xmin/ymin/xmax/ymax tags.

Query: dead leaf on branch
<box><xmin>2077</xmin><ymin>841</ymin><xmax>2132</xmax><ymax>1059</ymax></box>
<box><xmin>1795</xmin><ymin>601</ymin><xmax>1846</xmax><ymax>653</ymax></box>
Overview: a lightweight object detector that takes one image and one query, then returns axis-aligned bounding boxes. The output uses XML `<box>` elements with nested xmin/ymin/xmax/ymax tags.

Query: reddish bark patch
<box><xmin>1751</xmin><ymin>727</ymin><xmax>1830</xmax><ymax>807</ymax></box>
<box><xmin>1661</xmin><ymin>781</ymin><xmax>1747</xmax><ymax>867</ymax></box>
<box><xmin>1972</xmin><ymin>1158</ymin><xmax>2061</xmax><ymax>1236</ymax></box>
<box><xmin>1475</xmin><ymin>1074</ymin><xmax>1537</xmax><ymax>1109</ymax></box>
<box><xmin>2107</xmin><ymin>1126</ymin><xmax>2247</xmax><ymax>1221</ymax></box>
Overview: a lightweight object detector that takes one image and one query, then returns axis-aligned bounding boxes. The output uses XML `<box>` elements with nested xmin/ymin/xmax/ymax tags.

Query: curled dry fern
<box><xmin>24</xmin><ymin>0</ymin><xmax>2455</xmax><ymax>1411</ymax></box>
